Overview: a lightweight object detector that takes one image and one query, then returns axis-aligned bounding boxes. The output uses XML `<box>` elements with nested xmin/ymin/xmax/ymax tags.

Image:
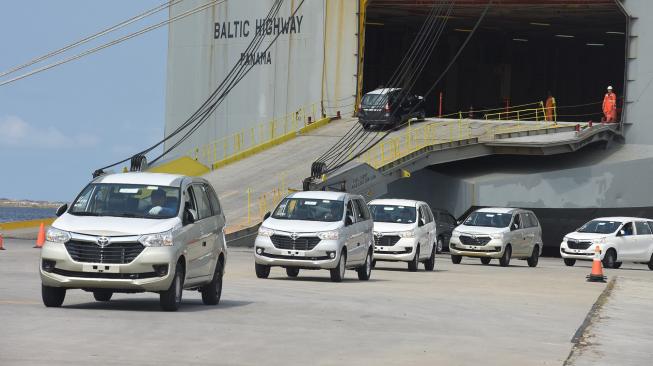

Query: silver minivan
<box><xmin>40</xmin><ymin>173</ymin><xmax>227</xmax><ymax>311</ymax></box>
<box><xmin>449</xmin><ymin>208</ymin><xmax>543</xmax><ymax>267</ymax></box>
<box><xmin>254</xmin><ymin>191</ymin><xmax>374</xmax><ymax>282</ymax></box>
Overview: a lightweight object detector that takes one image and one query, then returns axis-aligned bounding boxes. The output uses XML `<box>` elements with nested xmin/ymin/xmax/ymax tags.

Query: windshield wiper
<box><xmin>70</xmin><ymin>212</ymin><xmax>100</xmax><ymax>216</ymax></box>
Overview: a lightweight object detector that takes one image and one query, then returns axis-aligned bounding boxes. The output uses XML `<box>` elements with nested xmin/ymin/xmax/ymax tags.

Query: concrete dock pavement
<box><xmin>2</xmin><ymin>238</ymin><xmax>652</xmax><ymax>365</ymax></box>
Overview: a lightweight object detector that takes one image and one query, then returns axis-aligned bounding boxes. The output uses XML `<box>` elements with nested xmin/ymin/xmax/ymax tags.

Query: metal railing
<box><xmin>189</xmin><ymin>102</ymin><xmax>323</xmax><ymax>168</ymax></box>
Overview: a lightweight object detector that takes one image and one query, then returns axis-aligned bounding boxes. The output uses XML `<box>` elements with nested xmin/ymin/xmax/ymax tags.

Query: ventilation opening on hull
<box><xmin>361</xmin><ymin>0</ymin><xmax>627</xmax><ymax>122</ymax></box>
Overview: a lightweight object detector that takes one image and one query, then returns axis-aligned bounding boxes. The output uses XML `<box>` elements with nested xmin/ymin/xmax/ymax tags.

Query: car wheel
<box><xmin>160</xmin><ymin>264</ymin><xmax>184</xmax><ymax>312</ymax></box>
<box><xmin>357</xmin><ymin>251</ymin><xmax>372</xmax><ymax>280</ymax></box>
<box><xmin>93</xmin><ymin>290</ymin><xmax>113</xmax><ymax>302</ymax></box>
<box><xmin>436</xmin><ymin>237</ymin><xmax>444</xmax><ymax>254</ymax></box>
<box><xmin>527</xmin><ymin>246</ymin><xmax>540</xmax><ymax>268</ymax></box>
<box><xmin>424</xmin><ymin>245</ymin><xmax>436</xmax><ymax>271</ymax></box>
<box><xmin>286</xmin><ymin>267</ymin><xmax>300</xmax><ymax>278</ymax></box>
<box><xmin>613</xmin><ymin>262</ymin><xmax>622</xmax><ymax>269</ymax></box>
<box><xmin>372</xmin><ymin>260</ymin><xmax>377</xmax><ymax>269</ymax></box>
<box><xmin>42</xmin><ymin>285</ymin><xmax>66</xmax><ymax>308</ymax></box>
<box><xmin>408</xmin><ymin>247</ymin><xmax>420</xmax><ymax>272</ymax></box>
<box><xmin>480</xmin><ymin>257</ymin><xmax>491</xmax><ymax>265</ymax></box>
<box><xmin>564</xmin><ymin>258</ymin><xmax>576</xmax><ymax>267</ymax></box>
<box><xmin>602</xmin><ymin>249</ymin><xmax>617</xmax><ymax>269</ymax></box>
<box><xmin>201</xmin><ymin>260</ymin><xmax>223</xmax><ymax>305</ymax></box>
<box><xmin>255</xmin><ymin>263</ymin><xmax>271</xmax><ymax>279</ymax></box>
<box><xmin>451</xmin><ymin>255</ymin><xmax>462</xmax><ymax>264</ymax></box>
<box><xmin>330</xmin><ymin>251</ymin><xmax>347</xmax><ymax>282</ymax></box>
<box><xmin>499</xmin><ymin>245</ymin><xmax>512</xmax><ymax>267</ymax></box>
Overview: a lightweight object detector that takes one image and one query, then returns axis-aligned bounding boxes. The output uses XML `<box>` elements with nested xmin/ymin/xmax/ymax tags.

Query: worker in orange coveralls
<box><xmin>545</xmin><ymin>91</ymin><xmax>556</xmax><ymax>121</ymax></box>
<box><xmin>602</xmin><ymin>86</ymin><xmax>617</xmax><ymax>123</ymax></box>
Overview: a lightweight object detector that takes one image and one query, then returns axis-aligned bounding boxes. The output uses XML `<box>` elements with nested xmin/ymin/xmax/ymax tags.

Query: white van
<box><xmin>254</xmin><ymin>191</ymin><xmax>374</xmax><ymax>282</ymax></box>
<box><xmin>368</xmin><ymin>199</ymin><xmax>437</xmax><ymax>271</ymax></box>
<box><xmin>560</xmin><ymin>217</ymin><xmax>653</xmax><ymax>270</ymax></box>
<box><xmin>449</xmin><ymin>208</ymin><xmax>543</xmax><ymax>267</ymax></box>
<box><xmin>40</xmin><ymin>173</ymin><xmax>228</xmax><ymax>311</ymax></box>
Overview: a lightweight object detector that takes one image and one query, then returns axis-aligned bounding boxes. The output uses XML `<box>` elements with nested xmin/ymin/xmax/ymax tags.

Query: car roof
<box><xmin>289</xmin><ymin>191</ymin><xmax>349</xmax><ymax>201</ymax></box>
<box><xmin>593</xmin><ymin>217</ymin><xmax>651</xmax><ymax>222</ymax></box>
<box><xmin>93</xmin><ymin>172</ymin><xmax>187</xmax><ymax>187</ymax></box>
<box><xmin>366</xmin><ymin>88</ymin><xmax>401</xmax><ymax>95</ymax></box>
<box><xmin>369</xmin><ymin>199</ymin><xmax>420</xmax><ymax>207</ymax></box>
<box><xmin>475</xmin><ymin>207</ymin><xmax>520</xmax><ymax>214</ymax></box>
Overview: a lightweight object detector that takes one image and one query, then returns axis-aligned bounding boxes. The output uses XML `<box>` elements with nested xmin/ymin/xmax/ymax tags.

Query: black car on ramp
<box><xmin>358</xmin><ymin>88</ymin><xmax>425</xmax><ymax>130</ymax></box>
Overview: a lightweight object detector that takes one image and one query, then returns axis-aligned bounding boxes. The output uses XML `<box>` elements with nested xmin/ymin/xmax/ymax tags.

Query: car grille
<box><xmin>374</xmin><ymin>235</ymin><xmax>401</xmax><ymax>246</ymax></box>
<box><xmin>270</xmin><ymin>235</ymin><xmax>321</xmax><ymax>251</ymax></box>
<box><xmin>459</xmin><ymin>235</ymin><xmax>491</xmax><ymax>246</ymax></box>
<box><xmin>567</xmin><ymin>240</ymin><xmax>592</xmax><ymax>250</ymax></box>
<box><xmin>64</xmin><ymin>240</ymin><xmax>145</xmax><ymax>264</ymax></box>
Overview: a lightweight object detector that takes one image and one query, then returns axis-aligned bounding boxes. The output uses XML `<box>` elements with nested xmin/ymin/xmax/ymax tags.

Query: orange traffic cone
<box><xmin>34</xmin><ymin>223</ymin><xmax>45</xmax><ymax>249</ymax></box>
<box><xmin>0</xmin><ymin>233</ymin><xmax>5</xmax><ymax>250</ymax></box>
<box><xmin>587</xmin><ymin>245</ymin><xmax>606</xmax><ymax>282</ymax></box>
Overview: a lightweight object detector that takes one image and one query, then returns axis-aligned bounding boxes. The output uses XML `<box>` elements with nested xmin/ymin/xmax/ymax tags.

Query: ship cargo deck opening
<box><xmin>361</xmin><ymin>0</ymin><xmax>627</xmax><ymax>121</ymax></box>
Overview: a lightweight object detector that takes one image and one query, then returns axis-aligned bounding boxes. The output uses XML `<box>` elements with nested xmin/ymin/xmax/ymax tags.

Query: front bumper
<box><xmin>254</xmin><ymin>236</ymin><xmax>340</xmax><ymax>269</ymax></box>
<box><xmin>374</xmin><ymin>237</ymin><xmax>416</xmax><ymax>261</ymax></box>
<box><xmin>560</xmin><ymin>243</ymin><xmax>601</xmax><ymax>261</ymax></box>
<box><xmin>449</xmin><ymin>237</ymin><xmax>505</xmax><ymax>258</ymax></box>
<box><xmin>40</xmin><ymin>241</ymin><xmax>178</xmax><ymax>292</ymax></box>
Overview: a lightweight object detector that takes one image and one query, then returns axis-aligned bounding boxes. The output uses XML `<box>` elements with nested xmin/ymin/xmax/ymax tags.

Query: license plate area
<box><xmin>82</xmin><ymin>264</ymin><xmax>119</xmax><ymax>273</ymax></box>
<box><xmin>285</xmin><ymin>250</ymin><xmax>306</xmax><ymax>257</ymax></box>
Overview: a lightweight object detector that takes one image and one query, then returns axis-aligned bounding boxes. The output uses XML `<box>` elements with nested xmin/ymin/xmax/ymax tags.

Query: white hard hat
<box><xmin>607</xmin><ymin>86</ymin><xmax>613</xmax><ymax>90</ymax></box>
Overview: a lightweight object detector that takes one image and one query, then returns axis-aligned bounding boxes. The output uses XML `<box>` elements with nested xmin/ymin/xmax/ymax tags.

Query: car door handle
<box><xmin>202</xmin><ymin>242</ymin><xmax>207</xmax><ymax>247</ymax></box>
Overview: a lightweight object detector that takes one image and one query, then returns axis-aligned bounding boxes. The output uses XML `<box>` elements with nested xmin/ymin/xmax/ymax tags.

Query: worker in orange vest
<box><xmin>545</xmin><ymin>91</ymin><xmax>556</xmax><ymax>122</ymax></box>
<box><xmin>602</xmin><ymin>86</ymin><xmax>617</xmax><ymax>123</ymax></box>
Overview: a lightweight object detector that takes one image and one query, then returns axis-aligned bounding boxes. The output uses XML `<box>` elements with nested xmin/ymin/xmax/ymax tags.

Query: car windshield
<box><xmin>578</xmin><ymin>220</ymin><xmax>622</xmax><ymax>234</ymax></box>
<box><xmin>369</xmin><ymin>205</ymin><xmax>416</xmax><ymax>223</ymax></box>
<box><xmin>361</xmin><ymin>93</ymin><xmax>389</xmax><ymax>107</ymax></box>
<box><xmin>69</xmin><ymin>183</ymin><xmax>181</xmax><ymax>219</ymax></box>
<box><xmin>464</xmin><ymin>212</ymin><xmax>512</xmax><ymax>228</ymax></box>
<box><xmin>272</xmin><ymin>198</ymin><xmax>344</xmax><ymax>222</ymax></box>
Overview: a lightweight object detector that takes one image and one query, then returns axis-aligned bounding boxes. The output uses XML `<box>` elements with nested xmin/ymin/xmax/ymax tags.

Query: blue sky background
<box><xmin>0</xmin><ymin>1</ymin><xmax>168</xmax><ymax>202</ymax></box>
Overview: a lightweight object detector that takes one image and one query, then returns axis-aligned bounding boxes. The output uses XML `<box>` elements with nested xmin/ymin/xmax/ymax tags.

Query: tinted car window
<box><xmin>192</xmin><ymin>185</ymin><xmax>212</xmax><ymax>220</ymax></box>
<box><xmin>513</xmin><ymin>214</ymin><xmax>522</xmax><ymax>229</ymax></box>
<box><xmin>205</xmin><ymin>184</ymin><xmax>221</xmax><ymax>215</ymax></box>
<box><xmin>635</xmin><ymin>221</ymin><xmax>652</xmax><ymax>235</ymax></box>
<box><xmin>273</xmin><ymin>198</ymin><xmax>344</xmax><ymax>222</ymax></box>
<box><xmin>621</xmin><ymin>222</ymin><xmax>634</xmax><ymax>236</ymax></box>
<box><xmin>353</xmin><ymin>199</ymin><xmax>370</xmax><ymax>222</ymax></box>
<box><xmin>369</xmin><ymin>205</ymin><xmax>416</xmax><ymax>223</ymax></box>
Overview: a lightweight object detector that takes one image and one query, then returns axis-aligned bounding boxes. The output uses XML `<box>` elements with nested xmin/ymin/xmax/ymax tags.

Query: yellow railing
<box><xmin>484</xmin><ymin>101</ymin><xmax>557</xmax><ymax>122</ymax></box>
<box><xmin>189</xmin><ymin>101</ymin><xmax>323</xmax><ymax>168</ymax></box>
<box><xmin>360</xmin><ymin>118</ymin><xmax>561</xmax><ymax>168</ymax></box>
<box><xmin>238</xmin><ymin>173</ymin><xmax>295</xmax><ymax>227</ymax></box>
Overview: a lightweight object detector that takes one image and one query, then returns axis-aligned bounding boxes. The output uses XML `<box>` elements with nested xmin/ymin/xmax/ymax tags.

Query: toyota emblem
<box><xmin>96</xmin><ymin>236</ymin><xmax>110</xmax><ymax>248</ymax></box>
<box><xmin>374</xmin><ymin>232</ymin><xmax>383</xmax><ymax>238</ymax></box>
<box><xmin>290</xmin><ymin>233</ymin><xmax>299</xmax><ymax>241</ymax></box>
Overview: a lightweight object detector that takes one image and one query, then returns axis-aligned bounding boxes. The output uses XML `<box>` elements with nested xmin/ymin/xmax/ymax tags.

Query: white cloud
<box><xmin>0</xmin><ymin>115</ymin><xmax>99</xmax><ymax>149</ymax></box>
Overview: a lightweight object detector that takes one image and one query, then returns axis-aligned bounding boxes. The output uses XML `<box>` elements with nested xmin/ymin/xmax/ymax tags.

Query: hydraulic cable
<box><xmin>0</xmin><ymin>0</ymin><xmax>183</xmax><ymax>79</ymax></box>
<box><xmin>323</xmin><ymin>0</ymin><xmax>492</xmax><ymax>175</ymax></box>
<box><xmin>0</xmin><ymin>0</ymin><xmax>225</xmax><ymax>87</ymax></box>
<box><xmin>95</xmin><ymin>0</ymin><xmax>291</xmax><ymax>173</ymax></box>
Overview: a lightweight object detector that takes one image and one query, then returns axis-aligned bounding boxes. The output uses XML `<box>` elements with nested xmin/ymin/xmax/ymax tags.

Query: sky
<box><xmin>0</xmin><ymin>1</ymin><xmax>169</xmax><ymax>202</ymax></box>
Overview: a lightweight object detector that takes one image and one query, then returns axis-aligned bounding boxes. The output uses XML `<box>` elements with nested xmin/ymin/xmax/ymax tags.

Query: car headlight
<box><xmin>593</xmin><ymin>237</ymin><xmax>607</xmax><ymax>245</ymax></box>
<box><xmin>258</xmin><ymin>226</ymin><xmax>274</xmax><ymax>237</ymax></box>
<box><xmin>489</xmin><ymin>233</ymin><xmax>503</xmax><ymax>240</ymax></box>
<box><xmin>317</xmin><ymin>230</ymin><xmax>339</xmax><ymax>240</ymax></box>
<box><xmin>451</xmin><ymin>230</ymin><xmax>460</xmax><ymax>238</ymax></box>
<box><xmin>398</xmin><ymin>230</ymin><xmax>415</xmax><ymax>238</ymax></box>
<box><xmin>46</xmin><ymin>227</ymin><xmax>71</xmax><ymax>244</ymax></box>
<box><xmin>138</xmin><ymin>230</ymin><xmax>173</xmax><ymax>247</ymax></box>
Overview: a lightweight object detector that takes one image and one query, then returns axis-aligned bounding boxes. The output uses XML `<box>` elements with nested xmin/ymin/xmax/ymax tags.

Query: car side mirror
<box><xmin>183</xmin><ymin>209</ymin><xmax>197</xmax><ymax>225</ymax></box>
<box><xmin>511</xmin><ymin>223</ymin><xmax>519</xmax><ymax>231</ymax></box>
<box><xmin>345</xmin><ymin>216</ymin><xmax>354</xmax><ymax>226</ymax></box>
<box><xmin>55</xmin><ymin>204</ymin><xmax>68</xmax><ymax>217</ymax></box>
<box><xmin>618</xmin><ymin>229</ymin><xmax>625</xmax><ymax>236</ymax></box>
<box><xmin>456</xmin><ymin>220</ymin><xmax>462</xmax><ymax>225</ymax></box>
<box><xmin>263</xmin><ymin>211</ymin><xmax>271</xmax><ymax>220</ymax></box>
<box><xmin>418</xmin><ymin>218</ymin><xmax>425</xmax><ymax>227</ymax></box>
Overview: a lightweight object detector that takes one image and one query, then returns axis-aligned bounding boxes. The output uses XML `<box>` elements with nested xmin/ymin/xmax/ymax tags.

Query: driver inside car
<box><xmin>148</xmin><ymin>189</ymin><xmax>175</xmax><ymax>216</ymax></box>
